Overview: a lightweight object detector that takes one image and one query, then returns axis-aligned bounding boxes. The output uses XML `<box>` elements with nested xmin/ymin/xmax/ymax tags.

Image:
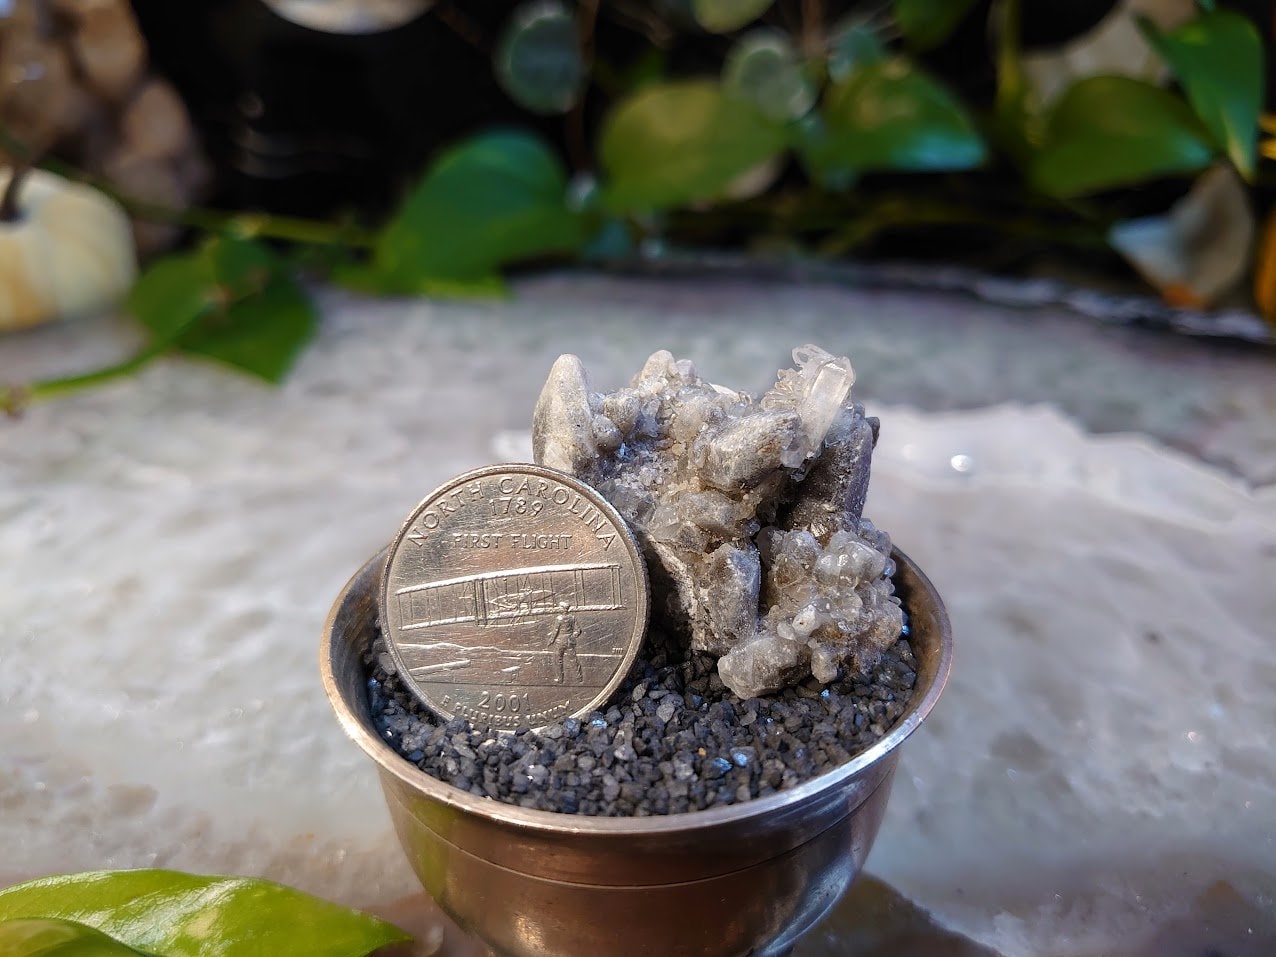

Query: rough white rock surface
<box><xmin>862</xmin><ymin>405</ymin><xmax>1276</xmax><ymax>957</ymax></box>
<box><xmin>1</xmin><ymin>275</ymin><xmax>1273</xmax><ymax>957</ymax></box>
<box><xmin>533</xmin><ymin>346</ymin><xmax>902</xmax><ymax>698</ymax></box>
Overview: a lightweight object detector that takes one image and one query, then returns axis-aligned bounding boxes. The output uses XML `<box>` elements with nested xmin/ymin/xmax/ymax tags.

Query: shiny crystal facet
<box><xmin>532</xmin><ymin>345</ymin><xmax>902</xmax><ymax>698</ymax></box>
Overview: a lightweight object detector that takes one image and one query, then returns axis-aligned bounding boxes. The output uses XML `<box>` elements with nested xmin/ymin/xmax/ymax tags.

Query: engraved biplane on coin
<box><xmin>380</xmin><ymin>465</ymin><xmax>650</xmax><ymax>731</ymax></box>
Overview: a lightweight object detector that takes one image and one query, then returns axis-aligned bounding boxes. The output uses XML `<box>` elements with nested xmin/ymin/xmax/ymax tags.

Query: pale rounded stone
<box><xmin>0</xmin><ymin>169</ymin><xmax>137</xmax><ymax>330</ymax></box>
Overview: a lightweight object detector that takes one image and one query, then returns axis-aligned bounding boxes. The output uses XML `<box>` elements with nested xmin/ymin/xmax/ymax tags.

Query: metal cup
<box><xmin>322</xmin><ymin>547</ymin><xmax>951</xmax><ymax>957</ymax></box>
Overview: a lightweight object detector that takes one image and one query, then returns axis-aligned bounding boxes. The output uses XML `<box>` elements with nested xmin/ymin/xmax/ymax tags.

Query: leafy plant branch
<box><xmin>0</xmin><ymin>123</ymin><xmax>376</xmax><ymax>251</ymax></box>
<box><xmin>3</xmin><ymin>0</ymin><xmax>1270</xmax><ymax>413</ymax></box>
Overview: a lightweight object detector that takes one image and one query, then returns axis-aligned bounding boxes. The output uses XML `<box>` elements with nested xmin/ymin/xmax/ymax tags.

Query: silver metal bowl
<box><xmin>322</xmin><ymin>547</ymin><xmax>951</xmax><ymax>957</ymax></box>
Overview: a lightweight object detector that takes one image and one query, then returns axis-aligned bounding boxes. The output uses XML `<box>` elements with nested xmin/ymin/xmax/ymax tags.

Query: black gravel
<box><xmin>364</xmin><ymin>617</ymin><xmax>916</xmax><ymax>817</ymax></box>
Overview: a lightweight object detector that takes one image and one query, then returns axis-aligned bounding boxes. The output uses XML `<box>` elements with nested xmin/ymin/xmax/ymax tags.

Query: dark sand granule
<box><xmin>366</xmin><ymin>617</ymin><xmax>916</xmax><ymax>817</ymax></box>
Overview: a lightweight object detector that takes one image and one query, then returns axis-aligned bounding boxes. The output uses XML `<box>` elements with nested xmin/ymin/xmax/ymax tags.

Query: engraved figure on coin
<box><xmin>381</xmin><ymin>464</ymin><xmax>649</xmax><ymax>730</ymax></box>
<box><xmin>549</xmin><ymin>601</ymin><xmax>584</xmax><ymax>684</ymax></box>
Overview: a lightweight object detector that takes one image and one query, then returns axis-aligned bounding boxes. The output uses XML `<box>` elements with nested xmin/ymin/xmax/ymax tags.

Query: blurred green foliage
<box><xmin>0</xmin><ymin>869</ymin><xmax>407</xmax><ymax>957</ymax></box>
<box><xmin>3</xmin><ymin>0</ymin><xmax>1269</xmax><ymax>404</ymax></box>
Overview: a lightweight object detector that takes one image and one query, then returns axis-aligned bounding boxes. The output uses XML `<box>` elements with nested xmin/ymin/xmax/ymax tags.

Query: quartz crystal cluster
<box><xmin>532</xmin><ymin>346</ymin><xmax>904</xmax><ymax>698</ymax></box>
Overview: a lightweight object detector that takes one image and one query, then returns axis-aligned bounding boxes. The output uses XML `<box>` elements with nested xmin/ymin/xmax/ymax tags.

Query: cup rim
<box><xmin>321</xmin><ymin>544</ymin><xmax>952</xmax><ymax>837</ymax></box>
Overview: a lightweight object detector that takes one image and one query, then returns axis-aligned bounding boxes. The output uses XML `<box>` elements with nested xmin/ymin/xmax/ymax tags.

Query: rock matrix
<box><xmin>533</xmin><ymin>346</ymin><xmax>904</xmax><ymax>698</ymax></box>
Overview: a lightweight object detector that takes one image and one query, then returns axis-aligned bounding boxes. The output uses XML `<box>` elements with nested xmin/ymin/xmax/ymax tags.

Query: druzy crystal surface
<box><xmin>532</xmin><ymin>346</ymin><xmax>904</xmax><ymax>698</ymax></box>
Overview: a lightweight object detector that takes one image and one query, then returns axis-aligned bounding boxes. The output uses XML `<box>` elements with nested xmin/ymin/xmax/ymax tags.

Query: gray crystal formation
<box><xmin>532</xmin><ymin>346</ymin><xmax>903</xmax><ymax>699</ymax></box>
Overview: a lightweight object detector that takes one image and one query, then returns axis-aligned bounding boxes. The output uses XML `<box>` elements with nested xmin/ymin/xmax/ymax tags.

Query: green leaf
<box><xmin>1030</xmin><ymin>75</ymin><xmax>1216</xmax><ymax>197</ymax></box>
<box><xmin>581</xmin><ymin>218</ymin><xmax>635</xmax><ymax>262</ymax></box>
<box><xmin>495</xmin><ymin>1</ymin><xmax>585</xmax><ymax>115</ymax></box>
<box><xmin>989</xmin><ymin>0</ymin><xmax>1036</xmax><ymax>164</ymax></box>
<box><xmin>332</xmin><ymin>261</ymin><xmax>506</xmax><ymax>298</ymax></box>
<box><xmin>0</xmin><ymin>918</ymin><xmax>150</xmax><ymax>957</ymax></box>
<box><xmin>1140</xmin><ymin>10</ymin><xmax>1263</xmax><ymax>180</ymax></box>
<box><xmin>692</xmin><ymin>0</ymin><xmax>773</xmax><ymax>33</ymax></box>
<box><xmin>0</xmin><ymin>870</ymin><xmax>408</xmax><ymax>957</ymax></box>
<box><xmin>375</xmin><ymin>130</ymin><xmax>585</xmax><ymax>291</ymax></box>
<box><xmin>723</xmin><ymin>30</ymin><xmax>816</xmax><ymax>123</ymax></box>
<box><xmin>127</xmin><ymin>255</ymin><xmax>217</xmax><ymax>342</ymax></box>
<box><xmin>128</xmin><ymin>238</ymin><xmax>317</xmax><ymax>383</ymax></box>
<box><xmin>793</xmin><ymin>115</ymin><xmax>857</xmax><ymax>190</ymax></box>
<box><xmin>599</xmin><ymin>80</ymin><xmax>787</xmax><ymax>210</ymax></box>
<box><xmin>615</xmin><ymin>46</ymin><xmax>667</xmax><ymax>93</ymax></box>
<box><xmin>178</xmin><ymin>272</ymin><xmax>317</xmax><ymax>383</ymax></box>
<box><xmin>819</xmin><ymin>58</ymin><xmax>986</xmax><ymax>172</ymax></box>
<box><xmin>204</xmin><ymin>235</ymin><xmax>278</xmax><ymax>300</ymax></box>
<box><xmin>894</xmin><ymin>0</ymin><xmax>981</xmax><ymax>50</ymax></box>
<box><xmin>827</xmin><ymin>17</ymin><xmax>886</xmax><ymax>83</ymax></box>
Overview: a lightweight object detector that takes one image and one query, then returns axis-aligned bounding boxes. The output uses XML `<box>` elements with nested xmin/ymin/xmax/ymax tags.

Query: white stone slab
<box><xmin>0</xmin><ymin>278</ymin><xmax>1272</xmax><ymax>956</ymax></box>
<box><xmin>863</xmin><ymin>406</ymin><xmax>1276</xmax><ymax>956</ymax></box>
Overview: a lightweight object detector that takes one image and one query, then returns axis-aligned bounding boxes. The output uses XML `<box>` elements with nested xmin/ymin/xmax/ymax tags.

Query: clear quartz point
<box><xmin>532</xmin><ymin>345</ymin><xmax>900</xmax><ymax>698</ymax></box>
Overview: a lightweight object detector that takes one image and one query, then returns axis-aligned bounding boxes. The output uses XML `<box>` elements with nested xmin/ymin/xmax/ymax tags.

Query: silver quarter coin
<box><xmin>380</xmin><ymin>464</ymin><xmax>650</xmax><ymax>732</ymax></box>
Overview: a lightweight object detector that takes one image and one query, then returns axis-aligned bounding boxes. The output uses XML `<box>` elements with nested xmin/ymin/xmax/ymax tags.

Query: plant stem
<box><xmin>0</xmin><ymin>163</ymin><xmax>29</xmax><ymax>222</ymax></box>
<box><xmin>2</xmin><ymin>343</ymin><xmax>169</xmax><ymax>416</ymax></box>
<box><xmin>49</xmin><ymin>157</ymin><xmax>376</xmax><ymax>248</ymax></box>
<box><xmin>32</xmin><ymin>0</ymin><xmax>53</xmax><ymax>38</ymax></box>
<box><xmin>601</xmin><ymin>0</ymin><xmax>674</xmax><ymax>47</ymax></box>
<box><xmin>152</xmin><ymin>203</ymin><xmax>376</xmax><ymax>249</ymax></box>
<box><xmin>564</xmin><ymin>0</ymin><xmax>601</xmax><ymax>172</ymax></box>
<box><xmin>0</xmin><ymin>111</ymin><xmax>41</xmax><ymax>223</ymax></box>
<box><xmin>665</xmin><ymin>192</ymin><xmax>1109</xmax><ymax>254</ymax></box>
<box><xmin>814</xmin><ymin>203</ymin><xmax>1103</xmax><ymax>257</ymax></box>
<box><xmin>800</xmin><ymin>0</ymin><xmax>825</xmax><ymax>58</ymax></box>
<box><xmin>579</xmin><ymin>0</ymin><xmax>600</xmax><ymax>62</ymax></box>
<box><xmin>432</xmin><ymin>1</ymin><xmax>487</xmax><ymax>53</ymax></box>
<box><xmin>0</xmin><ymin>123</ymin><xmax>375</xmax><ymax>249</ymax></box>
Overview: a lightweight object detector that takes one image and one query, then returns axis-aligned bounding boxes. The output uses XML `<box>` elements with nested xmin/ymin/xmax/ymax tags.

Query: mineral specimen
<box><xmin>532</xmin><ymin>346</ymin><xmax>903</xmax><ymax>698</ymax></box>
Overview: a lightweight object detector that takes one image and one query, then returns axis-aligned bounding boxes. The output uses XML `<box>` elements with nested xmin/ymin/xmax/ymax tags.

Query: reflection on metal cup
<box><xmin>321</xmin><ymin>546</ymin><xmax>951</xmax><ymax>957</ymax></box>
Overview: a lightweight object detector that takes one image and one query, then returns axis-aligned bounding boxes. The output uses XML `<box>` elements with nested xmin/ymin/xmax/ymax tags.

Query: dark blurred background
<box><xmin>129</xmin><ymin>1</ymin><xmax>1274</xmax><ymax>221</ymax></box>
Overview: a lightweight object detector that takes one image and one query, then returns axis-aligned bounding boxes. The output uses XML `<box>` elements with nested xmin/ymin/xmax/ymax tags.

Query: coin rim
<box><xmin>378</xmin><ymin>462</ymin><xmax>651</xmax><ymax>732</ymax></box>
